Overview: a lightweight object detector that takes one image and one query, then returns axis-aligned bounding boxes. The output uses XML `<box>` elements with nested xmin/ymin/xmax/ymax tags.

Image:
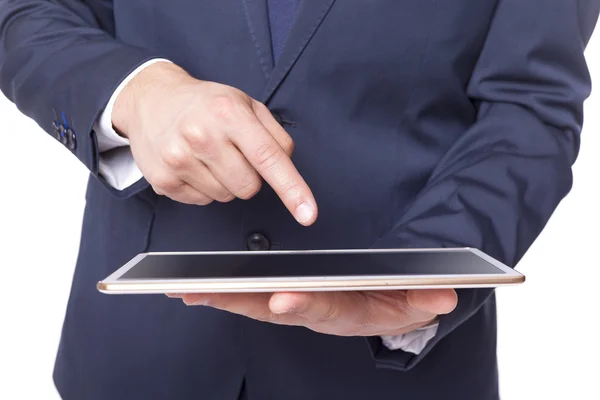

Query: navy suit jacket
<box><xmin>1</xmin><ymin>1</ymin><xmax>598</xmax><ymax>399</ymax></box>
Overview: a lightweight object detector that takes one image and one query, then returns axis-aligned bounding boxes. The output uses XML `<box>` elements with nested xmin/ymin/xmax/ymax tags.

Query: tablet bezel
<box><xmin>97</xmin><ymin>247</ymin><xmax>525</xmax><ymax>294</ymax></box>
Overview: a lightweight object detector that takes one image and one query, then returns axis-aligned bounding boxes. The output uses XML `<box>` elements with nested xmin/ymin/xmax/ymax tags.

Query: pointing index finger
<box><xmin>233</xmin><ymin>116</ymin><xmax>318</xmax><ymax>226</ymax></box>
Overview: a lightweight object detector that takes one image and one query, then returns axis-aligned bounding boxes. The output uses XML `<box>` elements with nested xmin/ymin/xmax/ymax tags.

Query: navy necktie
<box><xmin>267</xmin><ymin>0</ymin><xmax>303</xmax><ymax>63</ymax></box>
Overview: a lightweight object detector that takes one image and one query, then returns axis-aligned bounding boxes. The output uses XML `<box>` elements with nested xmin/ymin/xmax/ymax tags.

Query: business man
<box><xmin>1</xmin><ymin>1</ymin><xmax>597</xmax><ymax>399</ymax></box>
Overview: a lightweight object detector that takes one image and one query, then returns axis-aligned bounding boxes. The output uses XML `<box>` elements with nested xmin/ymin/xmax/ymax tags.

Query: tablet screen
<box><xmin>118</xmin><ymin>250</ymin><xmax>506</xmax><ymax>280</ymax></box>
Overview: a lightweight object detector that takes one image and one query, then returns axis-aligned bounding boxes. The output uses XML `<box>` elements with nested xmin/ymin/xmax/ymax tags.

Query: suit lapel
<box><xmin>241</xmin><ymin>0</ymin><xmax>337</xmax><ymax>102</ymax></box>
<box><xmin>242</xmin><ymin>0</ymin><xmax>274</xmax><ymax>81</ymax></box>
<box><xmin>262</xmin><ymin>0</ymin><xmax>337</xmax><ymax>102</ymax></box>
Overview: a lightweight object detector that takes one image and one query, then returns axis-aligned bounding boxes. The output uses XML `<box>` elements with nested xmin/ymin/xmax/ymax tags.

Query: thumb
<box><xmin>407</xmin><ymin>289</ymin><xmax>458</xmax><ymax>315</ymax></box>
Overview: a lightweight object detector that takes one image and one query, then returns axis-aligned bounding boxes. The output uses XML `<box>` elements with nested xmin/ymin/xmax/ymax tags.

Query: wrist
<box><xmin>112</xmin><ymin>62</ymin><xmax>192</xmax><ymax>138</ymax></box>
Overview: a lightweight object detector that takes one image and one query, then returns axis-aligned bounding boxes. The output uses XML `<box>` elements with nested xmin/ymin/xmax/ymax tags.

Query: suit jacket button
<box><xmin>67</xmin><ymin>128</ymin><xmax>77</xmax><ymax>150</ymax></box>
<box><xmin>246</xmin><ymin>233</ymin><xmax>270</xmax><ymax>251</ymax></box>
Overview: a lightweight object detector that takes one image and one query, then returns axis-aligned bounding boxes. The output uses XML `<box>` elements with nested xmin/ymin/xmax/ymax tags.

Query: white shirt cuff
<box><xmin>94</xmin><ymin>58</ymin><xmax>172</xmax><ymax>190</ymax></box>
<box><xmin>380</xmin><ymin>323</ymin><xmax>439</xmax><ymax>354</ymax></box>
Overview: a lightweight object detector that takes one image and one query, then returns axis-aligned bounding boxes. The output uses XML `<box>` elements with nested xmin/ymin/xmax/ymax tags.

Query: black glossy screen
<box><xmin>119</xmin><ymin>250</ymin><xmax>502</xmax><ymax>280</ymax></box>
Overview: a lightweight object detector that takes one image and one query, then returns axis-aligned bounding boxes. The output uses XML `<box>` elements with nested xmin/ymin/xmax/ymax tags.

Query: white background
<box><xmin>1</xmin><ymin>35</ymin><xmax>599</xmax><ymax>400</ymax></box>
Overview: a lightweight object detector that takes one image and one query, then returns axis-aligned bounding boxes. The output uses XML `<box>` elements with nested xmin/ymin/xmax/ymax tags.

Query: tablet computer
<box><xmin>97</xmin><ymin>247</ymin><xmax>524</xmax><ymax>294</ymax></box>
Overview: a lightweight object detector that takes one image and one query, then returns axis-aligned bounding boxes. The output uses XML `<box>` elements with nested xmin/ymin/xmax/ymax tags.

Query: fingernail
<box><xmin>294</xmin><ymin>202</ymin><xmax>315</xmax><ymax>224</ymax></box>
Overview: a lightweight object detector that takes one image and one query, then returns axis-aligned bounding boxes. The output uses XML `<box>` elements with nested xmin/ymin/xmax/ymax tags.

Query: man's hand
<box><xmin>112</xmin><ymin>62</ymin><xmax>317</xmax><ymax>225</ymax></box>
<box><xmin>170</xmin><ymin>289</ymin><xmax>458</xmax><ymax>337</ymax></box>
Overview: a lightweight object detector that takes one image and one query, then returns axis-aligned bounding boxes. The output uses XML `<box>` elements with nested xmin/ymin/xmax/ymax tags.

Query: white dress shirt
<box><xmin>93</xmin><ymin>59</ymin><xmax>440</xmax><ymax>354</ymax></box>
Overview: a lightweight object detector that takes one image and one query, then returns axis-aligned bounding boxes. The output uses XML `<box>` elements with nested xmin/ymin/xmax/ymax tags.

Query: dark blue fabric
<box><xmin>1</xmin><ymin>1</ymin><xmax>599</xmax><ymax>399</ymax></box>
<box><xmin>267</xmin><ymin>0</ymin><xmax>302</xmax><ymax>62</ymax></box>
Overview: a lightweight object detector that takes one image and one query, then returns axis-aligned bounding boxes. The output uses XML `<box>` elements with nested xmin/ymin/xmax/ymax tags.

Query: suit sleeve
<box><xmin>0</xmin><ymin>0</ymin><xmax>160</xmax><ymax>198</ymax></box>
<box><xmin>366</xmin><ymin>0</ymin><xmax>600</xmax><ymax>371</ymax></box>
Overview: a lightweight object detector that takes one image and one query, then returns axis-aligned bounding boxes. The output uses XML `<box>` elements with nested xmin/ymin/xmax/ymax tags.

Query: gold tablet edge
<box><xmin>97</xmin><ymin>274</ymin><xmax>525</xmax><ymax>293</ymax></box>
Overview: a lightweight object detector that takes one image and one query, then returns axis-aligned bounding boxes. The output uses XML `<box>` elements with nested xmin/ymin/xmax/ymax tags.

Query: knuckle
<box><xmin>255</xmin><ymin>143</ymin><xmax>282</xmax><ymax>170</ymax></box>
<box><xmin>178</xmin><ymin>119</ymin><xmax>216</xmax><ymax>153</ymax></box>
<box><xmin>208</xmin><ymin>95</ymin><xmax>240</xmax><ymax>122</ymax></box>
<box><xmin>179</xmin><ymin>118</ymin><xmax>203</xmax><ymax>139</ymax></box>
<box><xmin>215</xmin><ymin>190</ymin><xmax>235</xmax><ymax>203</ymax></box>
<box><xmin>280</xmin><ymin>182</ymin><xmax>302</xmax><ymax>200</ymax></box>
<box><xmin>236</xmin><ymin>178</ymin><xmax>262</xmax><ymax>200</ymax></box>
<box><xmin>182</xmin><ymin>126</ymin><xmax>216</xmax><ymax>155</ymax></box>
<box><xmin>252</xmin><ymin>100</ymin><xmax>269</xmax><ymax>112</ymax></box>
<box><xmin>161</xmin><ymin>143</ymin><xmax>189</xmax><ymax>170</ymax></box>
<box><xmin>150</xmin><ymin>173</ymin><xmax>182</xmax><ymax>194</ymax></box>
<box><xmin>282</xmin><ymin>137</ymin><xmax>294</xmax><ymax>155</ymax></box>
<box><xmin>252</xmin><ymin>101</ymin><xmax>271</xmax><ymax>117</ymax></box>
<box><xmin>189</xmin><ymin>134</ymin><xmax>216</xmax><ymax>156</ymax></box>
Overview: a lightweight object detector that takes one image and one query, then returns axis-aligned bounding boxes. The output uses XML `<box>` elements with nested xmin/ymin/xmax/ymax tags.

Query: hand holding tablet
<box><xmin>98</xmin><ymin>248</ymin><xmax>523</xmax><ymax>337</ymax></box>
